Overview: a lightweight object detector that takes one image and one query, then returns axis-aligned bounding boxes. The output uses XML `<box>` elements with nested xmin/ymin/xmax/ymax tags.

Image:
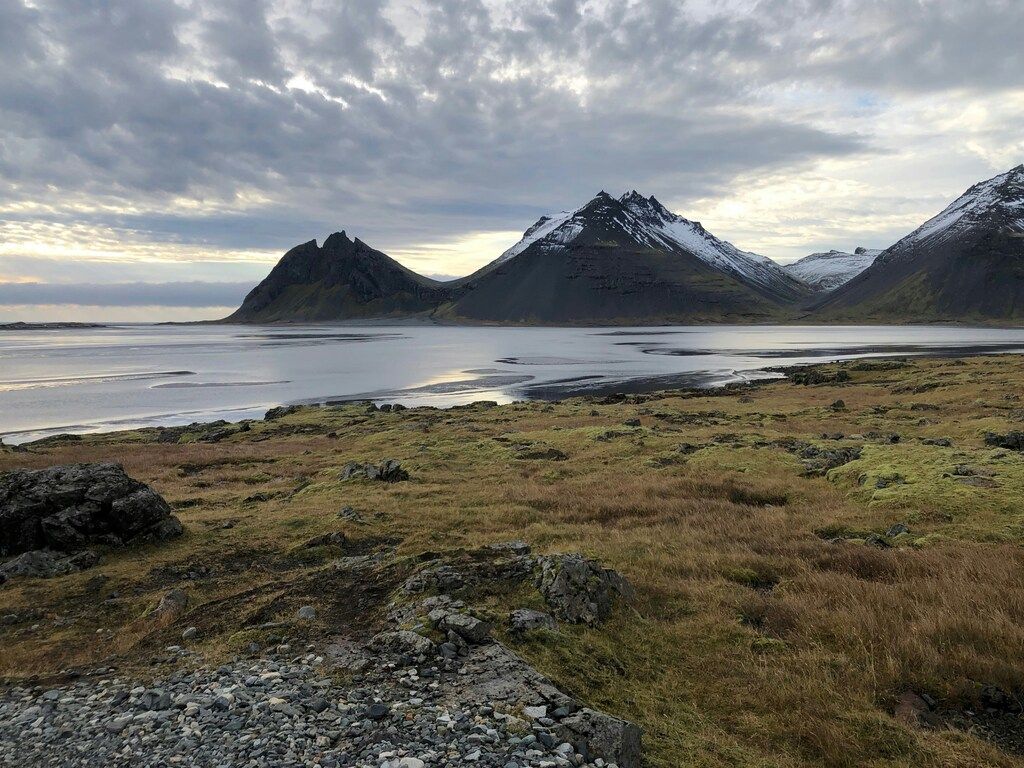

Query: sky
<box><xmin>1</xmin><ymin>0</ymin><xmax>1022</xmax><ymax>321</ymax></box>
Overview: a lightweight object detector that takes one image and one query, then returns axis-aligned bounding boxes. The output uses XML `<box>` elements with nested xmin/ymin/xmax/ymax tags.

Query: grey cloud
<box><xmin>0</xmin><ymin>0</ymin><xmax>1019</xmax><ymax>275</ymax></box>
<box><xmin>0</xmin><ymin>282</ymin><xmax>252</xmax><ymax>307</ymax></box>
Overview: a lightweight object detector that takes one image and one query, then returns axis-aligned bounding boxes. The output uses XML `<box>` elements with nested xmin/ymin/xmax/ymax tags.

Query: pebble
<box><xmin>0</xmin><ymin>653</ymin><xmax>611</xmax><ymax>768</ymax></box>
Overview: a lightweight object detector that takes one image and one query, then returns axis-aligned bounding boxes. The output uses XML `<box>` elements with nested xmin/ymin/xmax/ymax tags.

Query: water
<box><xmin>2</xmin><ymin>323</ymin><xmax>1024</xmax><ymax>444</ymax></box>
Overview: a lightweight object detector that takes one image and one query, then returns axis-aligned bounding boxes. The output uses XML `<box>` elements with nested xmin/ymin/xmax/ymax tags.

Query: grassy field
<box><xmin>4</xmin><ymin>354</ymin><xmax>1024</xmax><ymax>767</ymax></box>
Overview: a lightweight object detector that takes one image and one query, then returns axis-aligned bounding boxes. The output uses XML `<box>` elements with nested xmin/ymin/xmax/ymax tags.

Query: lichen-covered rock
<box><xmin>536</xmin><ymin>554</ymin><xmax>634</xmax><ymax>625</ymax></box>
<box><xmin>0</xmin><ymin>463</ymin><xmax>182</xmax><ymax>557</ymax></box>
<box><xmin>554</xmin><ymin>707</ymin><xmax>642</xmax><ymax>768</ymax></box>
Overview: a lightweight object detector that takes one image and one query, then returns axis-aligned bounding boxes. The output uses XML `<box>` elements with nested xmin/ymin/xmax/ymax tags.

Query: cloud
<box><xmin>0</xmin><ymin>0</ymin><xmax>1020</xmax><ymax>305</ymax></box>
<box><xmin>0</xmin><ymin>281</ymin><xmax>252</xmax><ymax>308</ymax></box>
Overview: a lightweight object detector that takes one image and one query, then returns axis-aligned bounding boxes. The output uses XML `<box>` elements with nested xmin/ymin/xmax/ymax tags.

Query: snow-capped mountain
<box><xmin>488</xmin><ymin>190</ymin><xmax>807</xmax><ymax>303</ymax></box>
<box><xmin>783</xmin><ymin>248</ymin><xmax>882</xmax><ymax>291</ymax></box>
<box><xmin>816</xmin><ymin>164</ymin><xmax>1024</xmax><ymax>321</ymax></box>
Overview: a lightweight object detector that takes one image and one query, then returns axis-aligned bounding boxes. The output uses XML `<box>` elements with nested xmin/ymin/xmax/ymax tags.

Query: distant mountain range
<box><xmin>228</xmin><ymin>164</ymin><xmax>1024</xmax><ymax>324</ymax></box>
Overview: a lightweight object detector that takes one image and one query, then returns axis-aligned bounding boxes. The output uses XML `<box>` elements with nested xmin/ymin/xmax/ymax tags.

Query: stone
<box><xmin>297</xmin><ymin>605</ymin><xmax>317</xmax><ymax>621</ymax></box>
<box><xmin>152</xmin><ymin>589</ymin><xmax>188</xmax><ymax>620</ymax></box>
<box><xmin>439</xmin><ymin>613</ymin><xmax>492</xmax><ymax>644</ymax></box>
<box><xmin>264</xmin><ymin>405</ymin><xmax>302</xmax><ymax>420</ymax></box>
<box><xmin>0</xmin><ymin>462</ymin><xmax>182</xmax><ymax>557</ymax></box>
<box><xmin>554</xmin><ymin>708</ymin><xmax>642</xmax><ymax>768</ymax></box>
<box><xmin>509</xmin><ymin>609</ymin><xmax>557</xmax><ymax>634</ymax></box>
<box><xmin>536</xmin><ymin>554</ymin><xmax>634</xmax><ymax>625</ymax></box>
<box><xmin>885</xmin><ymin>523</ymin><xmax>910</xmax><ymax>537</ymax></box>
<box><xmin>368</xmin><ymin>630</ymin><xmax>436</xmax><ymax>658</ymax></box>
<box><xmin>181</xmin><ymin>626</ymin><xmax>198</xmax><ymax>640</ymax></box>
<box><xmin>303</xmin><ymin>531</ymin><xmax>347</xmax><ymax>549</ymax></box>
<box><xmin>515</xmin><ymin>447</ymin><xmax>568</xmax><ymax>461</ymax></box>
<box><xmin>366</xmin><ymin>702</ymin><xmax>389</xmax><ymax>720</ymax></box>
<box><xmin>339</xmin><ymin>459</ymin><xmax>409</xmax><ymax>483</ymax></box>
<box><xmin>984</xmin><ymin>431</ymin><xmax>1024</xmax><ymax>451</ymax></box>
<box><xmin>0</xmin><ymin>548</ymin><xmax>99</xmax><ymax>581</ymax></box>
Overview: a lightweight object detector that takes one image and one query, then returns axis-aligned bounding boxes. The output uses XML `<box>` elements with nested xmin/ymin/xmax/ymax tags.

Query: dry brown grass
<box><xmin>4</xmin><ymin>354</ymin><xmax>1024</xmax><ymax>766</ymax></box>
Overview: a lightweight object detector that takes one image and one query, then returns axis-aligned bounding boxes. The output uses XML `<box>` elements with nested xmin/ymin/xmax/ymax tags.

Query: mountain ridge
<box><xmin>226</xmin><ymin>166</ymin><xmax>1024</xmax><ymax>325</ymax></box>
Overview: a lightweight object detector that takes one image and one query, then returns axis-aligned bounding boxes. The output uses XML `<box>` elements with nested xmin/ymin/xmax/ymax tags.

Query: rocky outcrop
<box><xmin>984</xmin><ymin>431</ymin><xmax>1024</xmax><ymax>451</ymax></box>
<box><xmin>0</xmin><ymin>549</ymin><xmax>99</xmax><ymax>582</ymax></box>
<box><xmin>536</xmin><ymin>553</ymin><xmax>636</xmax><ymax>625</ymax></box>
<box><xmin>0</xmin><ymin>463</ymin><xmax>182</xmax><ymax>582</ymax></box>
<box><xmin>509</xmin><ymin>608</ymin><xmax>557</xmax><ymax>634</ymax></box>
<box><xmin>339</xmin><ymin>459</ymin><xmax>409</xmax><ymax>483</ymax></box>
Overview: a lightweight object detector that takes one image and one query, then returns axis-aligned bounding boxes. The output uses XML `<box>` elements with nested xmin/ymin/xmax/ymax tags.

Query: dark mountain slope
<box><xmin>226</xmin><ymin>232</ymin><xmax>451</xmax><ymax>322</ymax></box>
<box><xmin>441</xmin><ymin>191</ymin><xmax>811</xmax><ymax>323</ymax></box>
<box><xmin>814</xmin><ymin>165</ymin><xmax>1024</xmax><ymax>321</ymax></box>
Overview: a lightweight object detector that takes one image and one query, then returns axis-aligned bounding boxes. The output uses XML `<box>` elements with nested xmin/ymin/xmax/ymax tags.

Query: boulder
<box><xmin>554</xmin><ymin>707</ymin><xmax>642</xmax><ymax>768</ymax></box>
<box><xmin>536</xmin><ymin>554</ymin><xmax>634</xmax><ymax>625</ymax></box>
<box><xmin>438</xmin><ymin>613</ymin><xmax>492</xmax><ymax>644</ymax></box>
<box><xmin>368</xmin><ymin>630</ymin><xmax>436</xmax><ymax>658</ymax></box>
<box><xmin>0</xmin><ymin>463</ymin><xmax>182</xmax><ymax>557</ymax></box>
<box><xmin>339</xmin><ymin>459</ymin><xmax>409</xmax><ymax>482</ymax></box>
<box><xmin>0</xmin><ymin>549</ymin><xmax>99</xmax><ymax>581</ymax></box>
<box><xmin>152</xmin><ymin>589</ymin><xmax>188</xmax><ymax>620</ymax></box>
<box><xmin>984</xmin><ymin>431</ymin><xmax>1024</xmax><ymax>451</ymax></box>
<box><xmin>509</xmin><ymin>608</ymin><xmax>557</xmax><ymax>634</ymax></box>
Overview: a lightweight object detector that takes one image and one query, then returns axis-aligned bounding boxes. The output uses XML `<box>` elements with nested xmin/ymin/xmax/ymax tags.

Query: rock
<box><xmin>152</xmin><ymin>589</ymin><xmax>188</xmax><ymax>620</ymax></box>
<box><xmin>398</xmin><ymin>759</ymin><xmax>424</xmax><ymax>768</ymax></box>
<box><xmin>368</xmin><ymin>630</ymin><xmax>436</xmax><ymax>658</ymax></box>
<box><xmin>264</xmin><ymin>404</ymin><xmax>302</xmax><ymax>420</ymax></box>
<box><xmin>139</xmin><ymin>688</ymin><xmax>171</xmax><ymax>711</ymax></box>
<box><xmin>554</xmin><ymin>708</ymin><xmax>642</xmax><ymax>768</ymax></box>
<box><xmin>0</xmin><ymin>549</ymin><xmax>99</xmax><ymax>581</ymax></box>
<box><xmin>302</xmin><ymin>531</ymin><xmax>347</xmax><ymax>549</ymax></box>
<box><xmin>0</xmin><ymin>462</ymin><xmax>182</xmax><ymax>557</ymax></box>
<box><xmin>488</xmin><ymin>540</ymin><xmax>531</xmax><ymax>556</ymax></box>
<box><xmin>297</xmin><ymin>605</ymin><xmax>317</xmax><ymax>621</ymax></box>
<box><xmin>509</xmin><ymin>608</ymin><xmax>557</xmax><ymax>634</ymax></box>
<box><xmin>623</xmin><ymin>418</ymin><xmax>641</xmax><ymax>427</ymax></box>
<box><xmin>337</xmin><ymin>506</ymin><xmax>364</xmax><ymax>523</ymax></box>
<box><xmin>984</xmin><ymin>431</ymin><xmax>1024</xmax><ymax>451</ymax></box>
<box><xmin>181</xmin><ymin>626</ymin><xmax>198</xmax><ymax>640</ymax></box>
<box><xmin>515</xmin><ymin>447</ymin><xmax>568</xmax><ymax>461</ymax></box>
<box><xmin>829</xmin><ymin>399</ymin><xmax>846</xmax><ymax>411</ymax></box>
<box><xmin>339</xmin><ymin>459</ymin><xmax>409</xmax><ymax>482</ymax></box>
<box><xmin>536</xmin><ymin>554</ymin><xmax>634</xmax><ymax>625</ymax></box>
<box><xmin>366</xmin><ymin>702</ymin><xmax>390</xmax><ymax>720</ymax></box>
<box><xmin>886</xmin><ymin>523</ymin><xmax>910</xmax><ymax>537</ymax></box>
<box><xmin>439</xmin><ymin>613</ymin><xmax>492</xmax><ymax>644</ymax></box>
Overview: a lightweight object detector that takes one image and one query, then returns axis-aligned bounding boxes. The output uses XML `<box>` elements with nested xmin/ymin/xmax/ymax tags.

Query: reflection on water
<box><xmin>2</xmin><ymin>323</ymin><xmax>1024</xmax><ymax>443</ymax></box>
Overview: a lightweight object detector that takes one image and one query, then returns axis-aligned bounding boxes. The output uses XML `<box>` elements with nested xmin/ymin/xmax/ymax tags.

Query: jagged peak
<box><xmin>322</xmin><ymin>231</ymin><xmax>351</xmax><ymax>250</ymax></box>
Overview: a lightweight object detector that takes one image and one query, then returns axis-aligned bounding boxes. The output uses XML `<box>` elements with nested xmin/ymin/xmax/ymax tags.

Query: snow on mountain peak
<box><xmin>491</xmin><ymin>189</ymin><xmax>804</xmax><ymax>298</ymax></box>
<box><xmin>783</xmin><ymin>248</ymin><xmax>881</xmax><ymax>291</ymax></box>
<box><xmin>908</xmin><ymin>165</ymin><xmax>1024</xmax><ymax>246</ymax></box>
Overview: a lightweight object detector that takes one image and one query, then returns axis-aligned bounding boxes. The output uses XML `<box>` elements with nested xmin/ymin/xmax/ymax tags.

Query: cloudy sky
<box><xmin>1</xmin><ymin>0</ymin><xmax>1022</xmax><ymax>320</ymax></box>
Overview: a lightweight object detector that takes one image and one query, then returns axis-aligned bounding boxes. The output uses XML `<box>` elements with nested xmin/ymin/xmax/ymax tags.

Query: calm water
<box><xmin>3</xmin><ymin>323</ymin><xmax>1024</xmax><ymax>444</ymax></box>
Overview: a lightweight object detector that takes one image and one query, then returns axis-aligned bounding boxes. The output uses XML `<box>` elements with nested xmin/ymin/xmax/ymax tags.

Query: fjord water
<box><xmin>3</xmin><ymin>323</ymin><xmax>1024</xmax><ymax>444</ymax></box>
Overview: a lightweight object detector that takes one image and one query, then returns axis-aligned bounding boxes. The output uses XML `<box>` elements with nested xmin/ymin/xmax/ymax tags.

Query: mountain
<box><xmin>226</xmin><ymin>231</ymin><xmax>451</xmax><ymax>322</ymax></box>
<box><xmin>783</xmin><ymin>248</ymin><xmax>881</xmax><ymax>291</ymax></box>
<box><xmin>814</xmin><ymin>165</ymin><xmax>1024</xmax><ymax>321</ymax></box>
<box><xmin>228</xmin><ymin>190</ymin><xmax>813</xmax><ymax>325</ymax></box>
<box><xmin>440</xmin><ymin>191</ymin><xmax>810</xmax><ymax>323</ymax></box>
